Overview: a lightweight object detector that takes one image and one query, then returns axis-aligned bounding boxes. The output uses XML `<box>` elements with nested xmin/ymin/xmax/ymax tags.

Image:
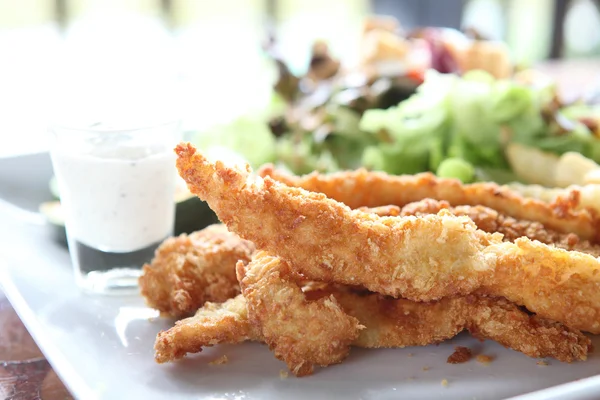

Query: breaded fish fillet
<box><xmin>175</xmin><ymin>143</ymin><xmax>600</xmax><ymax>333</ymax></box>
<box><xmin>335</xmin><ymin>291</ymin><xmax>590</xmax><ymax>363</ymax></box>
<box><xmin>399</xmin><ymin>199</ymin><xmax>600</xmax><ymax>256</ymax></box>
<box><xmin>154</xmin><ymin>294</ymin><xmax>259</xmax><ymax>363</ymax></box>
<box><xmin>154</xmin><ymin>255</ymin><xmax>589</xmax><ymax>372</ymax></box>
<box><xmin>258</xmin><ymin>165</ymin><xmax>600</xmax><ymax>242</ymax></box>
<box><xmin>139</xmin><ymin>224</ymin><xmax>255</xmax><ymax>318</ymax></box>
<box><xmin>237</xmin><ymin>251</ymin><xmax>362</xmax><ymax>376</ymax></box>
<box><xmin>141</xmin><ymin>208</ymin><xmax>407</xmax><ymax>318</ymax></box>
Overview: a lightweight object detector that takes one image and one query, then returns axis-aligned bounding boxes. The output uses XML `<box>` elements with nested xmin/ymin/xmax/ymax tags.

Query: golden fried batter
<box><xmin>175</xmin><ymin>143</ymin><xmax>600</xmax><ymax>333</ymax></box>
<box><xmin>154</xmin><ymin>294</ymin><xmax>258</xmax><ymax>363</ymax></box>
<box><xmin>357</xmin><ymin>204</ymin><xmax>401</xmax><ymax>216</ymax></box>
<box><xmin>399</xmin><ymin>199</ymin><xmax>600</xmax><ymax>256</ymax></box>
<box><xmin>335</xmin><ymin>291</ymin><xmax>590</xmax><ymax>362</ymax></box>
<box><xmin>176</xmin><ymin>143</ymin><xmax>499</xmax><ymax>300</ymax></box>
<box><xmin>237</xmin><ymin>252</ymin><xmax>362</xmax><ymax>376</ymax></box>
<box><xmin>154</xmin><ymin>286</ymin><xmax>590</xmax><ymax>368</ymax></box>
<box><xmin>447</xmin><ymin>346</ymin><xmax>472</xmax><ymax>364</ymax></box>
<box><xmin>483</xmin><ymin>238</ymin><xmax>600</xmax><ymax>334</ymax></box>
<box><xmin>139</xmin><ymin>224</ymin><xmax>255</xmax><ymax>318</ymax></box>
<box><xmin>258</xmin><ymin>165</ymin><xmax>600</xmax><ymax>242</ymax></box>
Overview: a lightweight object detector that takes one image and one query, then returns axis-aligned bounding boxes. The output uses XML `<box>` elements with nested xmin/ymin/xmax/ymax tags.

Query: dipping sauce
<box><xmin>51</xmin><ymin>146</ymin><xmax>176</xmax><ymax>253</ymax></box>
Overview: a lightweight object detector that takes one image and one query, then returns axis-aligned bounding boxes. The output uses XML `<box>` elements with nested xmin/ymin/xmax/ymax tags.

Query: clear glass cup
<box><xmin>49</xmin><ymin>120</ymin><xmax>180</xmax><ymax>294</ymax></box>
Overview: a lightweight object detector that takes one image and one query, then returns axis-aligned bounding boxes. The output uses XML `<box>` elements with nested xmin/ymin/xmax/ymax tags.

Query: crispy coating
<box><xmin>175</xmin><ymin>143</ymin><xmax>600</xmax><ymax>333</ymax></box>
<box><xmin>154</xmin><ymin>287</ymin><xmax>590</xmax><ymax>366</ymax></box>
<box><xmin>351</xmin><ymin>200</ymin><xmax>599</xmax><ymax>256</ymax></box>
<box><xmin>447</xmin><ymin>346</ymin><xmax>472</xmax><ymax>364</ymax></box>
<box><xmin>154</xmin><ymin>294</ymin><xmax>258</xmax><ymax>363</ymax></box>
<box><xmin>141</xmin><ymin>208</ymin><xmax>401</xmax><ymax>318</ymax></box>
<box><xmin>237</xmin><ymin>252</ymin><xmax>362</xmax><ymax>376</ymax></box>
<box><xmin>357</xmin><ymin>204</ymin><xmax>401</xmax><ymax>216</ymax></box>
<box><xmin>334</xmin><ymin>291</ymin><xmax>590</xmax><ymax>362</ymax></box>
<box><xmin>139</xmin><ymin>224</ymin><xmax>255</xmax><ymax>318</ymax></box>
<box><xmin>483</xmin><ymin>238</ymin><xmax>600</xmax><ymax>333</ymax></box>
<box><xmin>176</xmin><ymin>143</ymin><xmax>499</xmax><ymax>300</ymax></box>
<box><xmin>258</xmin><ymin>165</ymin><xmax>600</xmax><ymax>242</ymax></box>
<box><xmin>399</xmin><ymin>199</ymin><xmax>600</xmax><ymax>256</ymax></box>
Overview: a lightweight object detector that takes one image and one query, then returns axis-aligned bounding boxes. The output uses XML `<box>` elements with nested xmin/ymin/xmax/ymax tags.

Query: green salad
<box><xmin>191</xmin><ymin>69</ymin><xmax>600</xmax><ymax>185</ymax></box>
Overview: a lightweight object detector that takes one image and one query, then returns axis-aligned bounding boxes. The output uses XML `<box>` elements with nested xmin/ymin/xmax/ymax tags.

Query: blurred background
<box><xmin>0</xmin><ymin>0</ymin><xmax>599</xmax><ymax>157</ymax></box>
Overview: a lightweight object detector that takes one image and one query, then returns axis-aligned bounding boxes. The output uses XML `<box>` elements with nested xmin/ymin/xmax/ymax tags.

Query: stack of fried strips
<box><xmin>139</xmin><ymin>143</ymin><xmax>600</xmax><ymax>377</ymax></box>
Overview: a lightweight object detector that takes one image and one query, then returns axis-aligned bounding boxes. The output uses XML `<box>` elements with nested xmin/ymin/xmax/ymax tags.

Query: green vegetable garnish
<box><xmin>193</xmin><ymin>117</ymin><xmax>276</xmax><ymax>168</ymax></box>
<box><xmin>199</xmin><ymin>66</ymin><xmax>600</xmax><ymax>186</ymax></box>
<box><xmin>436</xmin><ymin>158</ymin><xmax>475</xmax><ymax>183</ymax></box>
<box><xmin>354</xmin><ymin>70</ymin><xmax>600</xmax><ymax>182</ymax></box>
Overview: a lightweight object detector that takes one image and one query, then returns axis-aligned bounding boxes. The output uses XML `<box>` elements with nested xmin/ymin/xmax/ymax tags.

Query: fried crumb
<box><xmin>279</xmin><ymin>369</ymin><xmax>289</xmax><ymax>379</ymax></box>
<box><xmin>407</xmin><ymin>377</ymin><xmax>415</xmax><ymax>381</ymax></box>
<box><xmin>209</xmin><ymin>355</ymin><xmax>228</xmax><ymax>365</ymax></box>
<box><xmin>441</xmin><ymin>379</ymin><xmax>449</xmax><ymax>387</ymax></box>
<box><xmin>407</xmin><ymin>353</ymin><xmax>413</xmax><ymax>357</ymax></box>
<box><xmin>139</xmin><ymin>224</ymin><xmax>255</xmax><ymax>318</ymax></box>
<box><xmin>422</xmin><ymin>366</ymin><xmax>430</xmax><ymax>371</ymax></box>
<box><xmin>537</xmin><ymin>360</ymin><xmax>549</xmax><ymax>366</ymax></box>
<box><xmin>447</xmin><ymin>346</ymin><xmax>472</xmax><ymax>364</ymax></box>
<box><xmin>476</xmin><ymin>354</ymin><xmax>494</xmax><ymax>365</ymax></box>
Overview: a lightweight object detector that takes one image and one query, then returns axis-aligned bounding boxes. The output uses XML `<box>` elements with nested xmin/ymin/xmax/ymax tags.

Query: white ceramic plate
<box><xmin>2</xmin><ymin>153</ymin><xmax>600</xmax><ymax>400</ymax></box>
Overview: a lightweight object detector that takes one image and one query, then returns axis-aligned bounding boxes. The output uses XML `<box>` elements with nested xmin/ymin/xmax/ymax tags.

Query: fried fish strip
<box><xmin>399</xmin><ymin>199</ymin><xmax>600</xmax><ymax>256</ymax></box>
<box><xmin>154</xmin><ymin>285</ymin><xmax>589</xmax><ymax>368</ymax></box>
<box><xmin>237</xmin><ymin>251</ymin><xmax>362</xmax><ymax>376</ymax></box>
<box><xmin>258</xmin><ymin>165</ymin><xmax>599</xmax><ymax>242</ymax></box>
<box><xmin>334</xmin><ymin>291</ymin><xmax>590</xmax><ymax>362</ymax></box>
<box><xmin>175</xmin><ymin>143</ymin><xmax>600</xmax><ymax>333</ymax></box>
<box><xmin>139</xmin><ymin>224</ymin><xmax>255</xmax><ymax>318</ymax></box>
<box><xmin>141</xmin><ymin>207</ymin><xmax>404</xmax><ymax>318</ymax></box>
<box><xmin>154</xmin><ymin>294</ymin><xmax>259</xmax><ymax>363</ymax></box>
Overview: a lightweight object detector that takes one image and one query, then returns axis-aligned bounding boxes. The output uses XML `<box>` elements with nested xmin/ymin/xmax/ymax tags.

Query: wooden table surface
<box><xmin>1</xmin><ymin>57</ymin><xmax>598</xmax><ymax>400</ymax></box>
<box><xmin>0</xmin><ymin>289</ymin><xmax>73</xmax><ymax>400</ymax></box>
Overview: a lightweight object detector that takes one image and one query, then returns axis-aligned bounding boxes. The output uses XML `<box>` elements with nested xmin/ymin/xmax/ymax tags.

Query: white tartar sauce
<box><xmin>51</xmin><ymin>146</ymin><xmax>176</xmax><ymax>252</ymax></box>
